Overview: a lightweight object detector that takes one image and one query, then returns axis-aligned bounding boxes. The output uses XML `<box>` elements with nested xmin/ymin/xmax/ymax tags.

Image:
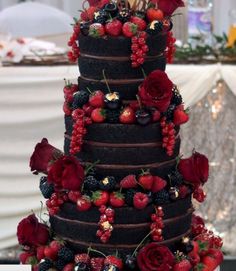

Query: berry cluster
<box><xmin>165</xmin><ymin>31</ymin><xmax>176</xmax><ymax>64</ymax></box>
<box><xmin>160</xmin><ymin>117</ymin><xmax>176</xmax><ymax>156</ymax></box>
<box><xmin>63</xmin><ymin>81</ymin><xmax>78</xmax><ymax>116</ymax></box>
<box><xmin>96</xmin><ymin>206</ymin><xmax>115</xmax><ymax>243</ymax></box>
<box><xmin>130</xmin><ymin>32</ymin><xmax>148</xmax><ymax>68</ymax></box>
<box><xmin>150</xmin><ymin>207</ymin><xmax>164</xmax><ymax>242</ymax></box>
<box><xmin>67</xmin><ymin>21</ymin><xmax>80</xmax><ymax>62</ymax></box>
<box><xmin>46</xmin><ymin>192</ymin><xmax>68</xmax><ymax>216</ymax></box>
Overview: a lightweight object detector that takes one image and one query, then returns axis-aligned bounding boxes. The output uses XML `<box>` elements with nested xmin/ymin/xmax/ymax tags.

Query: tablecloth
<box><xmin>0</xmin><ymin>63</ymin><xmax>235</xmax><ymax>249</ymax></box>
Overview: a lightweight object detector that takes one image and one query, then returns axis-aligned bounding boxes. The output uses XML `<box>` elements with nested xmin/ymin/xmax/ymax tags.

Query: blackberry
<box><xmin>99</xmin><ymin>176</ymin><xmax>116</xmax><ymax>191</ymax></box>
<box><xmin>117</xmin><ymin>8</ymin><xmax>131</xmax><ymax>23</ymax></box>
<box><xmin>75</xmin><ymin>262</ymin><xmax>91</xmax><ymax>271</ymax></box>
<box><xmin>125</xmin><ymin>189</ymin><xmax>138</xmax><ymax>206</ymax></box>
<box><xmin>171</xmin><ymin>87</ymin><xmax>183</xmax><ymax>106</ymax></box>
<box><xmin>169</xmin><ymin>170</ymin><xmax>184</xmax><ymax>186</ymax></box>
<box><xmin>55</xmin><ymin>259</ymin><xmax>67</xmax><ymax>271</ymax></box>
<box><xmin>106</xmin><ymin>109</ymin><xmax>120</xmax><ymax>123</ymax></box>
<box><xmin>83</xmin><ymin>175</ymin><xmax>100</xmax><ymax>191</ymax></box>
<box><xmin>93</xmin><ymin>10</ymin><xmax>109</xmax><ymax>24</ymax></box>
<box><xmin>164</xmin><ymin>104</ymin><xmax>176</xmax><ymax>122</ymax></box>
<box><xmin>72</xmin><ymin>91</ymin><xmax>89</xmax><ymax>110</ymax></box>
<box><xmin>146</xmin><ymin>20</ymin><xmax>163</xmax><ymax>35</ymax></box>
<box><xmin>39</xmin><ymin>176</ymin><xmax>54</xmax><ymax>199</ymax></box>
<box><xmin>58</xmin><ymin>247</ymin><xmax>74</xmax><ymax>263</ymax></box>
<box><xmin>38</xmin><ymin>258</ymin><xmax>53</xmax><ymax>271</ymax></box>
<box><xmin>153</xmin><ymin>190</ymin><xmax>170</xmax><ymax>205</ymax></box>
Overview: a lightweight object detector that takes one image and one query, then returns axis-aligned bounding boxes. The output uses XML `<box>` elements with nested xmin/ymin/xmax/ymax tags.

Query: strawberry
<box><xmin>91</xmin><ymin>257</ymin><xmax>104</xmax><ymax>271</ymax></box>
<box><xmin>202</xmin><ymin>252</ymin><xmax>222</xmax><ymax>271</ymax></box>
<box><xmin>151</xmin><ymin>176</ymin><xmax>167</xmax><ymax>193</ymax></box>
<box><xmin>63</xmin><ymin>263</ymin><xmax>75</xmax><ymax>271</ymax></box>
<box><xmin>196</xmin><ymin>239</ymin><xmax>210</xmax><ymax>256</ymax></box>
<box><xmin>122</xmin><ymin>22</ymin><xmax>138</xmax><ymax>37</ymax></box>
<box><xmin>89</xmin><ymin>23</ymin><xmax>105</xmax><ymax>38</ymax></box>
<box><xmin>44</xmin><ymin>246</ymin><xmax>57</xmax><ymax>260</ymax></box>
<box><xmin>120</xmin><ymin>175</ymin><xmax>137</xmax><ymax>189</ymax></box>
<box><xmin>77</xmin><ymin>195</ymin><xmax>92</xmax><ymax>211</ymax></box>
<box><xmin>68</xmin><ymin>190</ymin><xmax>81</xmax><ymax>203</ymax></box>
<box><xmin>205</xmin><ymin>249</ymin><xmax>224</xmax><ymax>266</ymax></box>
<box><xmin>36</xmin><ymin>246</ymin><xmax>45</xmax><ymax>261</ymax></box>
<box><xmin>81</xmin><ymin>6</ymin><xmax>97</xmax><ymax>21</ymax></box>
<box><xmin>50</xmin><ymin>240</ymin><xmax>62</xmax><ymax>254</ymax></box>
<box><xmin>173</xmin><ymin>259</ymin><xmax>192</xmax><ymax>271</ymax></box>
<box><xmin>91</xmin><ymin>108</ymin><xmax>106</xmax><ymax>123</ymax></box>
<box><xmin>138</xmin><ymin>172</ymin><xmax>154</xmax><ymax>190</ymax></box>
<box><xmin>173</xmin><ymin>109</ymin><xmax>189</xmax><ymax>125</ymax></box>
<box><xmin>89</xmin><ymin>90</ymin><xmax>105</xmax><ymax>108</ymax></box>
<box><xmin>75</xmin><ymin>253</ymin><xmax>90</xmax><ymax>264</ymax></box>
<box><xmin>188</xmin><ymin>241</ymin><xmax>200</xmax><ymax>266</ymax></box>
<box><xmin>133</xmin><ymin>192</ymin><xmax>149</xmax><ymax>209</ymax></box>
<box><xmin>19</xmin><ymin>252</ymin><xmax>35</xmax><ymax>264</ymax></box>
<box><xmin>193</xmin><ymin>263</ymin><xmax>209</xmax><ymax>271</ymax></box>
<box><xmin>119</xmin><ymin>106</ymin><xmax>136</xmax><ymax>124</ymax></box>
<box><xmin>92</xmin><ymin>190</ymin><xmax>109</xmax><ymax>206</ymax></box>
<box><xmin>104</xmin><ymin>255</ymin><xmax>123</xmax><ymax>269</ymax></box>
<box><xmin>147</xmin><ymin>8</ymin><xmax>164</xmax><ymax>22</ymax></box>
<box><xmin>130</xmin><ymin>16</ymin><xmax>147</xmax><ymax>31</ymax></box>
<box><xmin>110</xmin><ymin>192</ymin><xmax>125</xmax><ymax>207</ymax></box>
<box><xmin>105</xmin><ymin>19</ymin><xmax>122</xmax><ymax>36</ymax></box>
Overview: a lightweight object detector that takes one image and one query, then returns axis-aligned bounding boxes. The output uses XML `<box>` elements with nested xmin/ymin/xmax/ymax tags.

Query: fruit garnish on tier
<box><xmin>67</xmin><ymin>0</ymin><xmax>182</xmax><ymax>64</ymax></box>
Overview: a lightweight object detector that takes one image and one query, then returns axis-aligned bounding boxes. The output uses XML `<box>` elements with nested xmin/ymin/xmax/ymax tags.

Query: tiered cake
<box><xmin>17</xmin><ymin>1</ymin><xmax>223</xmax><ymax>271</ymax></box>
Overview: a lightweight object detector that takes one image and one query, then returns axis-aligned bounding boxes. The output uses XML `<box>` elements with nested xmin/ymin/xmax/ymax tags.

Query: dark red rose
<box><xmin>88</xmin><ymin>0</ymin><xmax>109</xmax><ymax>7</ymax></box>
<box><xmin>151</xmin><ymin>0</ymin><xmax>185</xmax><ymax>16</ymax></box>
<box><xmin>29</xmin><ymin>138</ymin><xmax>63</xmax><ymax>174</ymax></box>
<box><xmin>178</xmin><ymin>151</ymin><xmax>209</xmax><ymax>188</ymax></box>
<box><xmin>17</xmin><ymin>214</ymin><xmax>49</xmax><ymax>247</ymax></box>
<box><xmin>47</xmin><ymin>155</ymin><xmax>84</xmax><ymax>191</ymax></box>
<box><xmin>137</xmin><ymin>243</ymin><xmax>175</xmax><ymax>271</ymax></box>
<box><xmin>138</xmin><ymin>70</ymin><xmax>173</xmax><ymax>112</ymax></box>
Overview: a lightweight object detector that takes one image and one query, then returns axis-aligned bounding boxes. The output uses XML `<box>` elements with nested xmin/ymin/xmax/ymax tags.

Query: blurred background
<box><xmin>0</xmin><ymin>0</ymin><xmax>236</xmax><ymax>270</ymax></box>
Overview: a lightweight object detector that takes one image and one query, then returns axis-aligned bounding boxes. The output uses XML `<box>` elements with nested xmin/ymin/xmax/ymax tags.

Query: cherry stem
<box><xmin>86</xmin><ymin>87</ymin><xmax>93</xmax><ymax>94</ymax></box>
<box><xmin>102</xmin><ymin>70</ymin><xmax>112</xmax><ymax>93</ymax></box>
<box><xmin>85</xmin><ymin>160</ymin><xmax>100</xmax><ymax>175</ymax></box>
<box><xmin>88</xmin><ymin>247</ymin><xmax>107</xmax><ymax>258</ymax></box>
<box><xmin>141</xmin><ymin>68</ymin><xmax>147</xmax><ymax>78</ymax></box>
<box><xmin>136</xmin><ymin>95</ymin><xmax>143</xmax><ymax>110</ymax></box>
<box><xmin>132</xmin><ymin>229</ymin><xmax>155</xmax><ymax>257</ymax></box>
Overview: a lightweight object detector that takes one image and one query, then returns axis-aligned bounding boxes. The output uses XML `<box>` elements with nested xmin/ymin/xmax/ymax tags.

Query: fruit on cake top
<box><xmin>16</xmin><ymin>1</ymin><xmax>223</xmax><ymax>271</ymax></box>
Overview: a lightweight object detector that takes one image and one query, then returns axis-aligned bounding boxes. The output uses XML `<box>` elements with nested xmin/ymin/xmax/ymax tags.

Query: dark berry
<box><xmin>99</xmin><ymin>176</ymin><xmax>116</xmax><ymax>191</ymax></box>
<box><xmin>106</xmin><ymin>109</ymin><xmax>121</xmax><ymax>123</ymax></box>
<box><xmin>125</xmin><ymin>255</ymin><xmax>137</xmax><ymax>270</ymax></box>
<box><xmin>39</xmin><ymin>176</ymin><xmax>54</xmax><ymax>199</ymax></box>
<box><xmin>178</xmin><ymin>237</ymin><xmax>194</xmax><ymax>254</ymax></box>
<box><xmin>153</xmin><ymin>190</ymin><xmax>170</xmax><ymax>205</ymax></box>
<box><xmin>55</xmin><ymin>259</ymin><xmax>67</xmax><ymax>271</ymax></box>
<box><xmin>171</xmin><ymin>87</ymin><xmax>183</xmax><ymax>106</ymax></box>
<box><xmin>83</xmin><ymin>176</ymin><xmax>100</xmax><ymax>191</ymax></box>
<box><xmin>104</xmin><ymin>92</ymin><xmax>121</xmax><ymax>110</ymax></box>
<box><xmin>75</xmin><ymin>262</ymin><xmax>91</xmax><ymax>271</ymax></box>
<box><xmin>135</xmin><ymin>109</ymin><xmax>151</xmax><ymax>125</ymax></box>
<box><xmin>72</xmin><ymin>91</ymin><xmax>89</xmax><ymax>109</ymax></box>
<box><xmin>103</xmin><ymin>265</ymin><xmax>119</xmax><ymax>271</ymax></box>
<box><xmin>117</xmin><ymin>8</ymin><xmax>131</xmax><ymax>23</ymax></box>
<box><xmin>80</xmin><ymin>21</ymin><xmax>90</xmax><ymax>36</ymax></box>
<box><xmin>164</xmin><ymin>104</ymin><xmax>176</xmax><ymax>122</ymax></box>
<box><xmin>169</xmin><ymin>170</ymin><xmax>184</xmax><ymax>186</ymax></box>
<box><xmin>125</xmin><ymin>189</ymin><xmax>138</xmax><ymax>206</ymax></box>
<box><xmin>38</xmin><ymin>258</ymin><xmax>53</xmax><ymax>271</ymax></box>
<box><xmin>147</xmin><ymin>20</ymin><xmax>163</xmax><ymax>35</ymax></box>
<box><xmin>104</xmin><ymin>3</ymin><xmax>118</xmax><ymax>17</ymax></box>
<box><xmin>93</xmin><ymin>10</ymin><xmax>109</xmax><ymax>25</ymax></box>
<box><xmin>169</xmin><ymin>187</ymin><xmax>180</xmax><ymax>201</ymax></box>
<box><xmin>58</xmin><ymin>247</ymin><xmax>74</xmax><ymax>263</ymax></box>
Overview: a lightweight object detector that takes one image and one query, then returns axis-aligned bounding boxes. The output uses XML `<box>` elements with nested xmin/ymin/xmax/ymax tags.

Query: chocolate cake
<box><xmin>17</xmin><ymin>1</ymin><xmax>223</xmax><ymax>271</ymax></box>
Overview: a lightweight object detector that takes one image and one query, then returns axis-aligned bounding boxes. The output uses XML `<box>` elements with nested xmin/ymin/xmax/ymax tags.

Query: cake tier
<box><xmin>50</xmin><ymin>195</ymin><xmax>193</xmax><ymax>256</ymax></box>
<box><xmin>78</xmin><ymin>34</ymin><xmax>167</xmax><ymax>101</ymax></box>
<box><xmin>64</xmin><ymin>116</ymin><xmax>180</xmax><ymax>179</ymax></box>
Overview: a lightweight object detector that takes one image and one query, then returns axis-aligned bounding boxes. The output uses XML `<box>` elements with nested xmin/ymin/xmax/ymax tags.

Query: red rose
<box><xmin>178</xmin><ymin>151</ymin><xmax>209</xmax><ymax>188</ymax></box>
<box><xmin>17</xmin><ymin>214</ymin><xmax>49</xmax><ymax>247</ymax></box>
<box><xmin>29</xmin><ymin>138</ymin><xmax>63</xmax><ymax>174</ymax></box>
<box><xmin>137</xmin><ymin>243</ymin><xmax>175</xmax><ymax>271</ymax></box>
<box><xmin>88</xmin><ymin>0</ymin><xmax>109</xmax><ymax>8</ymax></box>
<box><xmin>151</xmin><ymin>0</ymin><xmax>185</xmax><ymax>16</ymax></box>
<box><xmin>138</xmin><ymin>70</ymin><xmax>173</xmax><ymax>112</ymax></box>
<box><xmin>48</xmin><ymin>155</ymin><xmax>84</xmax><ymax>191</ymax></box>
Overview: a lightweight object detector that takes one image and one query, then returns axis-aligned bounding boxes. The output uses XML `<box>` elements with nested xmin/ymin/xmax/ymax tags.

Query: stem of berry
<box><xmin>102</xmin><ymin>70</ymin><xmax>112</xmax><ymax>93</ymax></box>
<box><xmin>86</xmin><ymin>87</ymin><xmax>93</xmax><ymax>94</ymax></box>
<box><xmin>85</xmin><ymin>160</ymin><xmax>100</xmax><ymax>175</ymax></box>
<box><xmin>141</xmin><ymin>68</ymin><xmax>147</xmax><ymax>78</ymax></box>
<box><xmin>132</xmin><ymin>230</ymin><xmax>155</xmax><ymax>257</ymax></box>
<box><xmin>88</xmin><ymin>247</ymin><xmax>107</xmax><ymax>258</ymax></box>
<box><xmin>136</xmin><ymin>95</ymin><xmax>143</xmax><ymax>109</ymax></box>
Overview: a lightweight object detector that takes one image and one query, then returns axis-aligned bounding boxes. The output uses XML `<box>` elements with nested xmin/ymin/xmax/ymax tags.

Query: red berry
<box><xmin>109</xmin><ymin>192</ymin><xmax>125</xmax><ymax>208</ymax></box>
<box><xmin>44</xmin><ymin>246</ymin><xmax>57</xmax><ymax>260</ymax></box>
<box><xmin>105</xmin><ymin>19</ymin><xmax>122</xmax><ymax>36</ymax></box>
<box><xmin>133</xmin><ymin>192</ymin><xmax>149</xmax><ymax>209</ymax></box>
<box><xmin>68</xmin><ymin>190</ymin><xmax>81</xmax><ymax>203</ymax></box>
<box><xmin>138</xmin><ymin>173</ymin><xmax>154</xmax><ymax>190</ymax></box>
<box><xmin>130</xmin><ymin>16</ymin><xmax>147</xmax><ymax>31</ymax></box>
<box><xmin>173</xmin><ymin>109</ymin><xmax>189</xmax><ymax>125</ymax></box>
<box><xmin>89</xmin><ymin>23</ymin><xmax>105</xmax><ymax>38</ymax></box>
<box><xmin>120</xmin><ymin>174</ymin><xmax>137</xmax><ymax>189</ymax></box>
<box><xmin>91</xmin><ymin>108</ymin><xmax>106</xmax><ymax>123</ymax></box>
<box><xmin>119</xmin><ymin>106</ymin><xmax>136</xmax><ymax>124</ymax></box>
<box><xmin>77</xmin><ymin>195</ymin><xmax>92</xmax><ymax>211</ymax></box>
<box><xmin>75</xmin><ymin>253</ymin><xmax>90</xmax><ymax>264</ymax></box>
<box><xmin>122</xmin><ymin>22</ymin><xmax>138</xmax><ymax>37</ymax></box>
<box><xmin>104</xmin><ymin>256</ymin><xmax>123</xmax><ymax>269</ymax></box>
<box><xmin>91</xmin><ymin>257</ymin><xmax>104</xmax><ymax>271</ymax></box>
<box><xmin>147</xmin><ymin>8</ymin><xmax>164</xmax><ymax>22</ymax></box>
<box><xmin>92</xmin><ymin>190</ymin><xmax>109</xmax><ymax>206</ymax></box>
<box><xmin>151</xmin><ymin>176</ymin><xmax>167</xmax><ymax>193</ymax></box>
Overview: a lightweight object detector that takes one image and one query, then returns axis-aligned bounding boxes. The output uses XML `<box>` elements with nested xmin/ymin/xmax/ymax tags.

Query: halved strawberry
<box><xmin>151</xmin><ymin>176</ymin><xmax>167</xmax><ymax>192</ymax></box>
<box><xmin>110</xmin><ymin>192</ymin><xmax>125</xmax><ymax>207</ymax></box>
<box><xmin>120</xmin><ymin>175</ymin><xmax>137</xmax><ymax>189</ymax></box>
<box><xmin>104</xmin><ymin>255</ymin><xmax>123</xmax><ymax>269</ymax></box>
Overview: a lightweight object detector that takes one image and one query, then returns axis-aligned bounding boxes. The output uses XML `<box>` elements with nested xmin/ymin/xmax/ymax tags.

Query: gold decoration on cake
<box><xmin>101</xmin><ymin>221</ymin><xmax>113</xmax><ymax>231</ymax></box>
<box><xmin>102</xmin><ymin>177</ymin><xmax>109</xmax><ymax>185</ymax></box>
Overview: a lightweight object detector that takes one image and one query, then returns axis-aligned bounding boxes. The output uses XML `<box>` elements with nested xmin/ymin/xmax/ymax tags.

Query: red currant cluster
<box><xmin>165</xmin><ymin>31</ymin><xmax>176</xmax><ymax>64</ymax></box>
<box><xmin>150</xmin><ymin>206</ymin><xmax>164</xmax><ymax>242</ymax></box>
<box><xmin>46</xmin><ymin>192</ymin><xmax>68</xmax><ymax>216</ymax></box>
<box><xmin>96</xmin><ymin>206</ymin><xmax>115</xmax><ymax>243</ymax></box>
<box><xmin>193</xmin><ymin>186</ymin><xmax>206</xmax><ymax>203</ymax></box>
<box><xmin>130</xmin><ymin>31</ymin><xmax>149</xmax><ymax>68</ymax></box>
<box><xmin>67</xmin><ymin>23</ymin><xmax>80</xmax><ymax>62</ymax></box>
<box><xmin>63</xmin><ymin>81</ymin><xmax>78</xmax><ymax>116</ymax></box>
<box><xmin>160</xmin><ymin>117</ymin><xmax>176</xmax><ymax>156</ymax></box>
<box><xmin>70</xmin><ymin>109</ymin><xmax>91</xmax><ymax>155</ymax></box>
